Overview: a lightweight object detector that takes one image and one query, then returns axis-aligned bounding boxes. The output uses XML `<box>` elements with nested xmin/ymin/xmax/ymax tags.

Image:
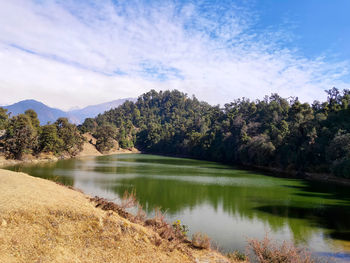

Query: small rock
<box><xmin>1</xmin><ymin>219</ymin><xmax>7</xmax><ymax>227</ymax></box>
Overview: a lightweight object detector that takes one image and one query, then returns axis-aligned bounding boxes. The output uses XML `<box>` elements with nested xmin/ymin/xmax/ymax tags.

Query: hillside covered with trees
<box><xmin>0</xmin><ymin>109</ymin><xmax>84</xmax><ymax>159</ymax></box>
<box><xmin>80</xmin><ymin>88</ymin><xmax>350</xmax><ymax>178</ymax></box>
<box><xmin>1</xmin><ymin>88</ymin><xmax>349</xmax><ymax>179</ymax></box>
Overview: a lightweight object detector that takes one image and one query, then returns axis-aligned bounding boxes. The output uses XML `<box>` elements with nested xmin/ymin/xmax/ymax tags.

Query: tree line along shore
<box><xmin>1</xmin><ymin>87</ymin><xmax>350</xmax><ymax>179</ymax></box>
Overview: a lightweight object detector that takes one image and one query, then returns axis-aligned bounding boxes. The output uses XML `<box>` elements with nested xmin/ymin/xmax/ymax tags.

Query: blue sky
<box><xmin>0</xmin><ymin>0</ymin><xmax>349</xmax><ymax>109</ymax></box>
<box><xmin>254</xmin><ymin>0</ymin><xmax>350</xmax><ymax>61</ymax></box>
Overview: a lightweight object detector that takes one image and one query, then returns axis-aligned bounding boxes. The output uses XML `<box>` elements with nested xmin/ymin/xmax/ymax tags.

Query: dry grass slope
<box><xmin>0</xmin><ymin>169</ymin><xmax>232</xmax><ymax>263</ymax></box>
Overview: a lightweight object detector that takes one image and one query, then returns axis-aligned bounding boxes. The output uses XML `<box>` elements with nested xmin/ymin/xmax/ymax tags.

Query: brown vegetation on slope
<box><xmin>0</xmin><ymin>169</ymin><xmax>231</xmax><ymax>263</ymax></box>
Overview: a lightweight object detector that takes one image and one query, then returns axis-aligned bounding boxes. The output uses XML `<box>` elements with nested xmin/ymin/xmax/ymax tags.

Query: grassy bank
<box><xmin>0</xmin><ymin>169</ymin><xmax>232</xmax><ymax>263</ymax></box>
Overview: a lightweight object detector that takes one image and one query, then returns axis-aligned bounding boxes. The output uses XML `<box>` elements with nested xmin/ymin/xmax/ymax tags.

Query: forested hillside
<box><xmin>0</xmin><ymin>109</ymin><xmax>83</xmax><ymax>159</ymax></box>
<box><xmin>81</xmin><ymin>88</ymin><xmax>350</xmax><ymax>178</ymax></box>
<box><xmin>1</xmin><ymin>88</ymin><xmax>349</xmax><ymax>178</ymax></box>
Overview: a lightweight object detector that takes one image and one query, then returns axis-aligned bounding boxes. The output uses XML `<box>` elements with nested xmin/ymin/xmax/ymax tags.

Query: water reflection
<box><xmin>5</xmin><ymin>154</ymin><xmax>350</xmax><ymax>258</ymax></box>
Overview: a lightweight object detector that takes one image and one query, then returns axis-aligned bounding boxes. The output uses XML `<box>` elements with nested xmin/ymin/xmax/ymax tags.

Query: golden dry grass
<box><xmin>0</xmin><ymin>169</ymin><xmax>231</xmax><ymax>263</ymax></box>
<box><xmin>77</xmin><ymin>133</ymin><xmax>140</xmax><ymax>157</ymax></box>
<box><xmin>76</xmin><ymin>133</ymin><xmax>102</xmax><ymax>157</ymax></box>
<box><xmin>76</xmin><ymin>141</ymin><xmax>103</xmax><ymax>157</ymax></box>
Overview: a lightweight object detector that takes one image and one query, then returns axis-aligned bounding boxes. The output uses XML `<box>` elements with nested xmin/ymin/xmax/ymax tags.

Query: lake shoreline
<box><xmin>3</xmin><ymin>153</ymin><xmax>350</xmax><ymax>260</ymax></box>
<box><xmin>237</xmin><ymin>163</ymin><xmax>350</xmax><ymax>187</ymax></box>
<box><xmin>139</xmin><ymin>151</ymin><xmax>350</xmax><ymax>187</ymax></box>
<box><xmin>2</xmin><ymin>148</ymin><xmax>350</xmax><ymax>187</ymax></box>
<box><xmin>0</xmin><ymin>168</ymin><xmax>232</xmax><ymax>263</ymax></box>
<box><xmin>0</xmin><ymin>147</ymin><xmax>140</xmax><ymax>168</ymax></box>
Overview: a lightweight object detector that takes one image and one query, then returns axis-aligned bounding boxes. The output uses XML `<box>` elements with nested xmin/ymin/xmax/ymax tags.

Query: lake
<box><xmin>6</xmin><ymin>154</ymin><xmax>350</xmax><ymax>261</ymax></box>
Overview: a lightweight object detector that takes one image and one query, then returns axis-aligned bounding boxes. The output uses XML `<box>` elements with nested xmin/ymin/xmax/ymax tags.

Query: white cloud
<box><xmin>0</xmin><ymin>0</ymin><xmax>349</xmax><ymax>110</ymax></box>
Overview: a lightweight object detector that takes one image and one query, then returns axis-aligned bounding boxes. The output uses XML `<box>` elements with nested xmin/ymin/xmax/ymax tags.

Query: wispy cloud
<box><xmin>0</xmin><ymin>0</ymin><xmax>349</xmax><ymax>109</ymax></box>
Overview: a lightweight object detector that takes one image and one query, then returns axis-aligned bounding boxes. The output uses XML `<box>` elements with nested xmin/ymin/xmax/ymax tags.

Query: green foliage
<box><xmin>0</xmin><ymin>107</ymin><xmax>9</xmax><ymax>130</ymax></box>
<box><xmin>55</xmin><ymin>118</ymin><xmax>84</xmax><ymax>156</ymax></box>
<box><xmin>94</xmin><ymin>124</ymin><xmax>116</xmax><ymax>153</ymax></box>
<box><xmin>227</xmin><ymin>251</ymin><xmax>247</xmax><ymax>262</ymax></box>
<box><xmin>38</xmin><ymin>124</ymin><xmax>63</xmax><ymax>153</ymax></box>
<box><xmin>79</xmin><ymin>118</ymin><xmax>98</xmax><ymax>133</ymax></box>
<box><xmin>327</xmin><ymin>132</ymin><xmax>350</xmax><ymax>178</ymax></box>
<box><xmin>4</xmin><ymin>114</ymin><xmax>37</xmax><ymax>159</ymax></box>
<box><xmin>172</xmin><ymin>220</ymin><xmax>189</xmax><ymax>237</ymax></box>
<box><xmin>25</xmin><ymin>109</ymin><xmax>40</xmax><ymax>129</ymax></box>
<box><xmin>91</xmin><ymin>88</ymin><xmax>350</xmax><ymax>178</ymax></box>
<box><xmin>2</xmin><ymin>110</ymin><xmax>84</xmax><ymax>159</ymax></box>
<box><xmin>331</xmin><ymin>158</ymin><xmax>350</xmax><ymax>178</ymax></box>
<box><xmin>239</xmin><ymin>135</ymin><xmax>275</xmax><ymax>166</ymax></box>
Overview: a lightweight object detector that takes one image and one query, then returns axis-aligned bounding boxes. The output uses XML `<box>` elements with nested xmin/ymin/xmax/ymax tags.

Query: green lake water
<box><xmin>6</xmin><ymin>154</ymin><xmax>350</xmax><ymax>261</ymax></box>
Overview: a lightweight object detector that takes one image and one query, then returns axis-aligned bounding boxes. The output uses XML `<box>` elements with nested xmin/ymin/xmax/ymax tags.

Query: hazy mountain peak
<box><xmin>2</xmin><ymin>100</ymin><xmax>67</xmax><ymax>125</ymax></box>
<box><xmin>1</xmin><ymin>98</ymin><xmax>135</xmax><ymax>125</ymax></box>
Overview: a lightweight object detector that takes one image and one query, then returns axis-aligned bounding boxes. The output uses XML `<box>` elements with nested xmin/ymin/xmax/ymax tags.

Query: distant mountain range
<box><xmin>1</xmin><ymin>98</ymin><xmax>135</xmax><ymax>125</ymax></box>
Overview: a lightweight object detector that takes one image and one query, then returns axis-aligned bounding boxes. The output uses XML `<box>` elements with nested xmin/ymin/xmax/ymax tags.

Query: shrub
<box><xmin>135</xmin><ymin>204</ymin><xmax>147</xmax><ymax>222</ymax></box>
<box><xmin>248</xmin><ymin>235</ymin><xmax>315</xmax><ymax>263</ymax></box>
<box><xmin>227</xmin><ymin>251</ymin><xmax>247</xmax><ymax>262</ymax></box>
<box><xmin>172</xmin><ymin>220</ymin><xmax>189</xmax><ymax>237</ymax></box>
<box><xmin>192</xmin><ymin>232</ymin><xmax>211</xmax><ymax>249</ymax></box>
<box><xmin>120</xmin><ymin>190</ymin><xmax>137</xmax><ymax>209</ymax></box>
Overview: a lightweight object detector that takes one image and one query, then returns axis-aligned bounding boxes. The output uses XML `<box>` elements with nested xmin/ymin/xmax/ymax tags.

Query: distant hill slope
<box><xmin>68</xmin><ymin>98</ymin><xmax>136</xmax><ymax>124</ymax></box>
<box><xmin>1</xmin><ymin>98</ymin><xmax>135</xmax><ymax>125</ymax></box>
<box><xmin>3</xmin><ymin>100</ymin><xmax>68</xmax><ymax>125</ymax></box>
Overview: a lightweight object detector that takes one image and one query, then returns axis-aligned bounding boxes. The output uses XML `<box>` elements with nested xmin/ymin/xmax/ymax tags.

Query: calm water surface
<box><xmin>6</xmin><ymin>154</ymin><xmax>350</xmax><ymax>261</ymax></box>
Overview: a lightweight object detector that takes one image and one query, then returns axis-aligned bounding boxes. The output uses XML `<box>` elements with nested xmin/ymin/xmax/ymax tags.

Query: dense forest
<box><xmin>0</xmin><ymin>109</ymin><xmax>83</xmax><ymax>159</ymax></box>
<box><xmin>1</xmin><ymin>88</ymin><xmax>349</xmax><ymax>178</ymax></box>
<box><xmin>80</xmin><ymin>88</ymin><xmax>350</xmax><ymax>178</ymax></box>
